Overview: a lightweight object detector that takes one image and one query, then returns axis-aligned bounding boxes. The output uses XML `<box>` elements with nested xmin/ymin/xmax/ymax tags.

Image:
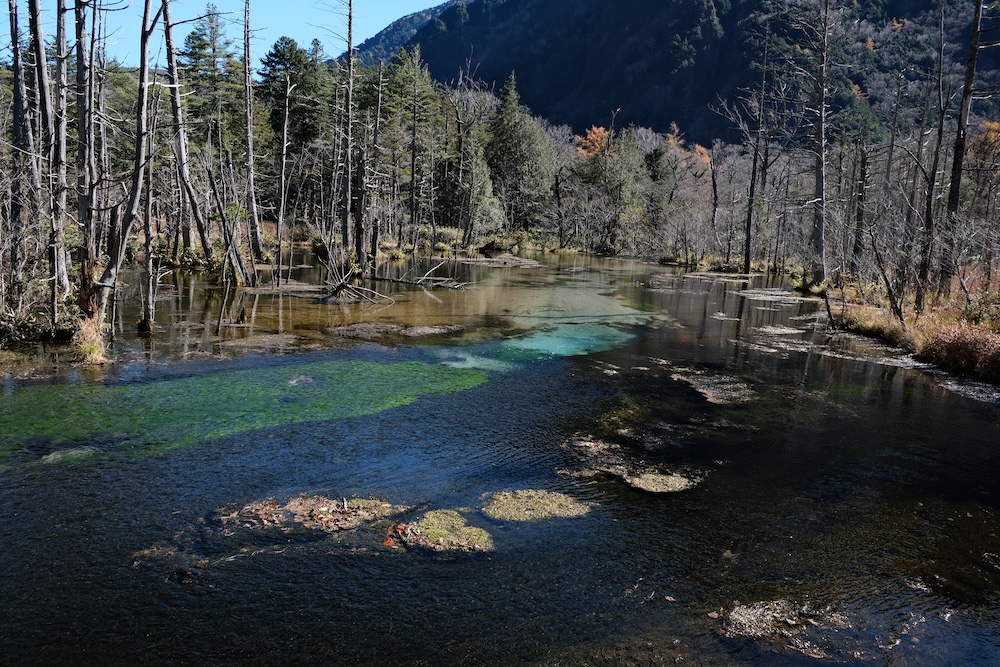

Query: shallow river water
<box><xmin>3</xmin><ymin>254</ymin><xmax>1000</xmax><ymax>666</ymax></box>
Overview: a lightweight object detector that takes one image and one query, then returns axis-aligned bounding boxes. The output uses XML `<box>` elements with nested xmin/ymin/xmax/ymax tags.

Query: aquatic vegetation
<box><xmin>719</xmin><ymin>599</ymin><xmax>854</xmax><ymax>660</ymax></box>
<box><xmin>594</xmin><ymin>395</ymin><xmax>650</xmax><ymax>434</ymax></box>
<box><xmin>0</xmin><ymin>360</ymin><xmax>487</xmax><ymax>462</ymax></box>
<box><xmin>671</xmin><ymin>369</ymin><xmax>754</xmax><ymax>404</ymax></box>
<box><xmin>388</xmin><ymin>509</ymin><xmax>495</xmax><ymax>552</ymax></box>
<box><xmin>482</xmin><ymin>489</ymin><xmax>592</xmax><ymax>521</ymax></box>
<box><xmin>219</xmin><ymin>494</ymin><xmax>408</xmax><ymax>534</ymax></box>
<box><xmin>562</xmin><ymin>437</ymin><xmax>704</xmax><ymax>494</ymax></box>
<box><xmin>622</xmin><ymin>472</ymin><xmax>696</xmax><ymax>493</ymax></box>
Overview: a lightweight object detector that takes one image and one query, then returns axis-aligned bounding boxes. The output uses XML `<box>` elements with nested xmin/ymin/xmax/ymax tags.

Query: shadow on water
<box><xmin>3</xmin><ymin>255</ymin><xmax>1000</xmax><ymax>665</ymax></box>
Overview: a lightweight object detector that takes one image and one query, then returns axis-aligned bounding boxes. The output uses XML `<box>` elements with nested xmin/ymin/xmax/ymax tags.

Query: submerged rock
<box><xmin>482</xmin><ymin>489</ymin><xmax>592</xmax><ymax>521</ymax></box>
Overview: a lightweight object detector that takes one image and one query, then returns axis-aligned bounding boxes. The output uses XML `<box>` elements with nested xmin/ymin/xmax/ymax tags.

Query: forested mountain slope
<box><xmin>358</xmin><ymin>0</ymin><xmax>994</xmax><ymax>142</ymax></box>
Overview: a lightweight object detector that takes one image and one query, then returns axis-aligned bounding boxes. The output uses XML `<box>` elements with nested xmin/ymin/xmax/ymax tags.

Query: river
<box><xmin>2</xmin><ymin>253</ymin><xmax>1000</xmax><ymax>665</ymax></box>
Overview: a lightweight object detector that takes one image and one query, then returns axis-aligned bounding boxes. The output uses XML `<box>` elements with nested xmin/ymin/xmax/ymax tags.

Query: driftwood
<box><xmin>372</xmin><ymin>261</ymin><xmax>469</xmax><ymax>290</ymax></box>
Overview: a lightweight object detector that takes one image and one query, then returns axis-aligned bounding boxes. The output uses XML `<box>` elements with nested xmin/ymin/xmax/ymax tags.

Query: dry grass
<box><xmin>71</xmin><ymin>316</ymin><xmax>106</xmax><ymax>364</ymax></box>
<box><xmin>919</xmin><ymin>323</ymin><xmax>1000</xmax><ymax>383</ymax></box>
<box><xmin>837</xmin><ymin>294</ymin><xmax>1000</xmax><ymax>384</ymax></box>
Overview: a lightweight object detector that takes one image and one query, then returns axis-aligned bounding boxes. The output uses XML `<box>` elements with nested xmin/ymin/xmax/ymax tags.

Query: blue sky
<box><xmin>3</xmin><ymin>0</ymin><xmax>435</xmax><ymax>65</ymax></box>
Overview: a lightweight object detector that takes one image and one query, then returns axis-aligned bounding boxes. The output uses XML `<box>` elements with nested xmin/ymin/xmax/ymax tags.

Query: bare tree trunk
<box><xmin>162</xmin><ymin>0</ymin><xmax>214</xmax><ymax>262</ymax></box>
<box><xmin>341</xmin><ymin>0</ymin><xmax>355</xmax><ymax>257</ymax></box>
<box><xmin>243</xmin><ymin>0</ymin><xmax>264</xmax><ymax>262</ymax></box>
<box><xmin>28</xmin><ymin>0</ymin><xmax>67</xmax><ymax>323</ymax></box>
<box><xmin>808</xmin><ymin>0</ymin><xmax>830</xmax><ymax>288</ymax></box>
<box><xmin>276</xmin><ymin>75</ymin><xmax>295</xmax><ymax>287</ymax></box>
<box><xmin>915</xmin><ymin>15</ymin><xmax>952</xmax><ymax>316</ymax></box>
<box><xmin>939</xmin><ymin>0</ymin><xmax>985</xmax><ymax>295</ymax></box>
<box><xmin>850</xmin><ymin>149</ymin><xmax>868</xmax><ymax>275</ymax></box>
<box><xmin>52</xmin><ymin>0</ymin><xmax>71</xmax><ymax>323</ymax></box>
<box><xmin>744</xmin><ymin>128</ymin><xmax>761</xmax><ymax>275</ymax></box>
<box><xmin>208</xmin><ymin>165</ymin><xmax>252</xmax><ymax>285</ymax></box>
<box><xmin>75</xmin><ymin>0</ymin><xmax>98</xmax><ymax>320</ymax></box>
<box><xmin>6</xmin><ymin>0</ymin><xmax>29</xmax><ymax>312</ymax></box>
<box><xmin>139</xmin><ymin>93</ymin><xmax>159</xmax><ymax>333</ymax></box>
<box><xmin>94</xmin><ymin>0</ymin><xmax>163</xmax><ymax>319</ymax></box>
<box><xmin>915</xmin><ymin>87</ymin><xmax>950</xmax><ymax>315</ymax></box>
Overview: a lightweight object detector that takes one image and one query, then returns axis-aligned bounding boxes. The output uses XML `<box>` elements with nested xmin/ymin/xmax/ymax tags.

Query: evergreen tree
<box><xmin>177</xmin><ymin>4</ymin><xmax>242</xmax><ymax>143</ymax></box>
<box><xmin>485</xmin><ymin>74</ymin><xmax>555</xmax><ymax>231</ymax></box>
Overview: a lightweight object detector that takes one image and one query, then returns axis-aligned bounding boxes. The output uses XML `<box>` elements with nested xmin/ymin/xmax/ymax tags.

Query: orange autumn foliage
<box><xmin>575</xmin><ymin>125</ymin><xmax>609</xmax><ymax>157</ymax></box>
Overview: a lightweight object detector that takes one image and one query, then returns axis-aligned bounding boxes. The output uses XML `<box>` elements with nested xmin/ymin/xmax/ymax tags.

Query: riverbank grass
<box><xmin>835</xmin><ymin>296</ymin><xmax>1000</xmax><ymax>383</ymax></box>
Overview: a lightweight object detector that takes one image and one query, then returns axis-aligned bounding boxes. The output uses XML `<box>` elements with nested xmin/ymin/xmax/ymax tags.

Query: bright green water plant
<box><xmin>0</xmin><ymin>360</ymin><xmax>487</xmax><ymax>462</ymax></box>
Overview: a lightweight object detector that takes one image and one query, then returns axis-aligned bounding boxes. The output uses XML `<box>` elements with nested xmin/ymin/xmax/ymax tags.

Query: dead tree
<box><xmin>162</xmin><ymin>0</ymin><xmax>214</xmax><ymax>262</ymax></box>
<box><xmin>93</xmin><ymin>0</ymin><xmax>163</xmax><ymax>320</ymax></box>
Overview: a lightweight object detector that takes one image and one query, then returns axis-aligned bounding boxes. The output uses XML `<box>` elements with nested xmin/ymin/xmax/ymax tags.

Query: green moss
<box><xmin>482</xmin><ymin>489</ymin><xmax>592</xmax><ymax>521</ymax></box>
<box><xmin>595</xmin><ymin>395</ymin><xmax>650</xmax><ymax>433</ymax></box>
<box><xmin>1</xmin><ymin>360</ymin><xmax>487</xmax><ymax>462</ymax></box>
<box><xmin>414</xmin><ymin>509</ymin><xmax>494</xmax><ymax>551</ymax></box>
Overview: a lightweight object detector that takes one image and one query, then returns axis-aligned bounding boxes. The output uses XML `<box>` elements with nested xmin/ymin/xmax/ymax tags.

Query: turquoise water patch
<box><xmin>435</xmin><ymin>350</ymin><xmax>520</xmax><ymax>373</ymax></box>
<box><xmin>500</xmin><ymin>323</ymin><xmax>635</xmax><ymax>359</ymax></box>
<box><xmin>0</xmin><ymin>360</ymin><xmax>487</xmax><ymax>462</ymax></box>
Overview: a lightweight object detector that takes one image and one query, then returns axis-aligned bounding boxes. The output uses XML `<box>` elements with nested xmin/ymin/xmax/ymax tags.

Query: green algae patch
<box><xmin>482</xmin><ymin>489</ymin><xmax>593</xmax><ymax>521</ymax></box>
<box><xmin>0</xmin><ymin>360</ymin><xmax>487</xmax><ymax>462</ymax></box>
<box><xmin>388</xmin><ymin>509</ymin><xmax>495</xmax><ymax>552</ymax></box>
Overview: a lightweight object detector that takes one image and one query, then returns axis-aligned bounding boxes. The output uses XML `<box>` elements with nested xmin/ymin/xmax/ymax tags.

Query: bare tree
<box><xmin>244</xmin><ymin>0</ymin><xmax>265</xmax><ymax>262</ymax></box>
<box><xmin>162</xmin><ymin>0</ymin><xmax>214</xmax><ymax>262</ymax></box>
<box><xmin>92</xmin><ymin>0</ymin><xmax>164</xmax><ymax>320</ymax></box>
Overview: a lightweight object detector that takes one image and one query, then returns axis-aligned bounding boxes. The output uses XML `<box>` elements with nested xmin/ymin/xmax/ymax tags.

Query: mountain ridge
<box><xmin>357</xmin><ymin>0</ymin><xmax>981</xmax><ymax>143</ymax></box>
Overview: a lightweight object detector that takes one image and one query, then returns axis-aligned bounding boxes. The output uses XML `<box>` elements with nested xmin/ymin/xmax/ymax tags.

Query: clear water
<box><xmin>2</xmin><ymin>256</ymin><xmax>1000</xmax><ymax>665</ymax></box>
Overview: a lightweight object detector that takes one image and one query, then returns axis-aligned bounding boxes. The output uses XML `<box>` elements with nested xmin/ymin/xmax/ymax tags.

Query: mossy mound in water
<box><xmin>671</xmin><ymin>369</ymin><xmax>754</xmax><ymax>405</ymax></box>
<box><xmin>388</xmin><ymin>509</ymin><xmax>494</xmax><ymax>552</ymax></box>
<box><xmin>623</xmin><ymin>472</ymin><xmax>696</xmax><ymax>493</ymax></box>
<box><xmin>219</xmin><ymin>494</ymin><xmax>407</xmax><ymax>534</ymax></box>
<box><xmin>718</xmin><ymin>599</ymin><xmax>854</xmax><ymax>660</ymax></box>
<box><xmin>562</xmin><ymin>437</ymin><xmax>703</xmax><ymax>494</ymax></box>
<box><xmin>482</xmin><ymin>489</ymin><xmax>592</xmax><ymax>521</ymax></box>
